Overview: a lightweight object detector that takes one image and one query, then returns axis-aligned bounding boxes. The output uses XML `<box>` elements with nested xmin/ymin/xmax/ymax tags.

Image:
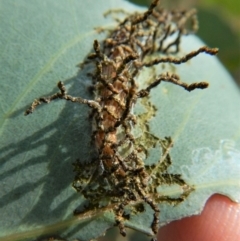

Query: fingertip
<box><xmin>157</xmin><ymin>194</ymin><xmax>240</xmax><ymax>241</ymax></box>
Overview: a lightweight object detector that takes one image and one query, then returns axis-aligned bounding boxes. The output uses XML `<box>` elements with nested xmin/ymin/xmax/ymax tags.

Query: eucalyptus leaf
<box><xmin>0</xmin><ymin>1</ymin><xmax>239</xmax><ymax>241</ymax></box>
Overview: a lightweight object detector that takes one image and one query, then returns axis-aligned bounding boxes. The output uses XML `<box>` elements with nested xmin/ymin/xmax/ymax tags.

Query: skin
<box><xmin>157</xmin><ymin>194</ymin><xmax>240</xmax><ymax>241</ymax></box>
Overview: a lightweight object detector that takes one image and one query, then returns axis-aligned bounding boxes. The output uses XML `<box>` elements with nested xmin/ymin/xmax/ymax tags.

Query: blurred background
<box><xmin>129</xmin><ymin>0</ymin><xmax>240</xmax><ymax>86</ymax></box>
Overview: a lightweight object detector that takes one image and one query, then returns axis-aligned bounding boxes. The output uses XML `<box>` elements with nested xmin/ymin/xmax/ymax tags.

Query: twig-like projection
<box><xmin>25</xmin><ymin>0</ymin><xmax>218</xmax><ymax>238</ymax></box>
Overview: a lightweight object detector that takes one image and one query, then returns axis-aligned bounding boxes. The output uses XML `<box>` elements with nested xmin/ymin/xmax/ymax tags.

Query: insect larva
<box><xmin>25</xmin><ymin>0</ymin><xmax>218</xmax><ymax>238</ymax></box>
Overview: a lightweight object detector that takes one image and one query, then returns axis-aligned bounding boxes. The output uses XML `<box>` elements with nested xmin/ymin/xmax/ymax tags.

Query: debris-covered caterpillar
<box><xmin>25</xmin><ymin>0</ymin><xmax>218</xmax><ymax>238</ymax></box>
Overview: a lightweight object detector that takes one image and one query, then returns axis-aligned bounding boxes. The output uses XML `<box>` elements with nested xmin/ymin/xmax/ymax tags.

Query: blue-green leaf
<box><xmin>0</xmin><ymin>1</ymin><xmax>239</xmax><ymax>241</ymax></box>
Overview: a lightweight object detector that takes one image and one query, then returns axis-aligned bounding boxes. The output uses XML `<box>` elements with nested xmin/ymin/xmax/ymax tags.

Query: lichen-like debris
<box><xmin>25</xmin><ymin>0</ymin><xmax>218</xmax><ymax>238</ymax></box>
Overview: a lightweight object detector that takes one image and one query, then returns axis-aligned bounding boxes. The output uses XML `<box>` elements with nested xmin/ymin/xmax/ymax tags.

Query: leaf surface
<box><xmin>0</xmin><ymin>0</ymin><xmax>239</xmax><ymax>240</ymax></box>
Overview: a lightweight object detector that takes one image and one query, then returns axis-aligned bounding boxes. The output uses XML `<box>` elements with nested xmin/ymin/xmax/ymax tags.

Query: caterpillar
<box><xmin>25</xmin><ymin>0</ymin><xmax>218</xmax><ymax>238</ymax></box>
